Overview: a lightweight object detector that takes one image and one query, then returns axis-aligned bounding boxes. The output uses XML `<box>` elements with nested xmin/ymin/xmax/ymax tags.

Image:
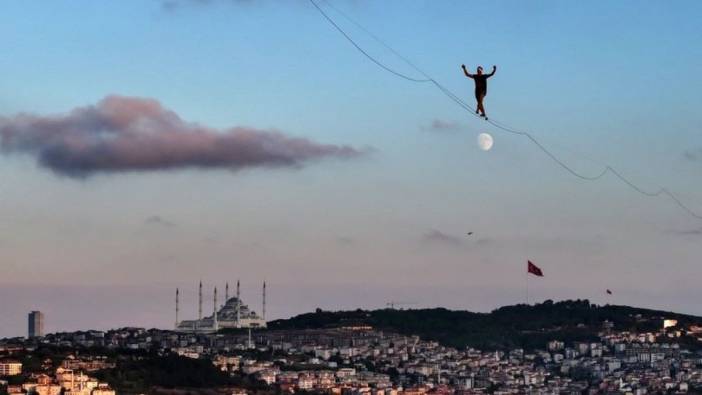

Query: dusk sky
<box><xmin>1</xmin><ymin>0</ymin><xmax>701</xmax><ymax>338</ymax></box>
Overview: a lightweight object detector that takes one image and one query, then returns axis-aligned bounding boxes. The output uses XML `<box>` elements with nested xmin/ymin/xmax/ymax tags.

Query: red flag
<box><xmin>527</xmin><ymin>260</ymin><xmax>543</xmax><ymax>277</ymax></box>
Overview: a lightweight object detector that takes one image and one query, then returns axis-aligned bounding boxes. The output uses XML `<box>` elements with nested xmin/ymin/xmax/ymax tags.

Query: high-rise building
<box><xmin>28</xmin><ymin>311</ymin><xmax>44</xmax><ymax>338</ymax></box>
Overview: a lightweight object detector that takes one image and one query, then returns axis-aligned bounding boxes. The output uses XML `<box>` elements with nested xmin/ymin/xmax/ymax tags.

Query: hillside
<box><xmin>267</xmin><ymin>299</ymin><xmax>702</xmax><ymax>351</ymax></box>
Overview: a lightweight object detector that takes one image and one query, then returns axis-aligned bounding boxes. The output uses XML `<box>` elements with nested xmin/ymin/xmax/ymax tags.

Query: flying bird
<box><xmin>606</xmin><ymin>289</ymin><xmax>613</xmax><ymax>295</ymax></box>
<box><xmin>466</xmin><ymin>232</ymin><xmax>474</xmax><ymax>236</ymax></box>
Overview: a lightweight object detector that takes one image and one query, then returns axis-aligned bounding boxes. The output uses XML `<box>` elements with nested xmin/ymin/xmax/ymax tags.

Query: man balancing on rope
<box><xmin>462</xmin><ymin>64</ymin><xmax>496</xmax><ymax>119</ymax></box>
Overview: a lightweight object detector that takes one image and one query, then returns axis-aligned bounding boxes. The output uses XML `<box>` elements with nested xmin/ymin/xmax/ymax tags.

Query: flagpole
<box><xmin>526</xmin><ymin>268</ymin><xmax>529</xmax><ymax>305</ymax></box>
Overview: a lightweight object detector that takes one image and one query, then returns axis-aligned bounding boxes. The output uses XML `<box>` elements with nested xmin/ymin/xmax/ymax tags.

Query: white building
<box><xmin>90</xmin><ymin>384</ymin><xmax>116</xmax><ymax>395</ymax></box>
<box><xmin>0</xmin><ymin>361</ymin><xmax>22</xmax><ymax>376</ymax></box>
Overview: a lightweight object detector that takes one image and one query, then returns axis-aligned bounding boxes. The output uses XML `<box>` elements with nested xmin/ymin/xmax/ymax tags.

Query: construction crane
<box><xmin>386</xmin><ymin>301</ymin><xmax>417</xmax><ymax>309</ymax></box>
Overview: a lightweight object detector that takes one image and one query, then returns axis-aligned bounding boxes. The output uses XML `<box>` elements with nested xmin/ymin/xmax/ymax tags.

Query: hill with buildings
<box><xmin>267</xmin><ymin>300</ymin><xmax>702</xmax><ymax>351</ymax></box>
<box><xmin>3</xmin><ymin>300</ymin><xmax>702</xmax><ymax>394</ymax></box>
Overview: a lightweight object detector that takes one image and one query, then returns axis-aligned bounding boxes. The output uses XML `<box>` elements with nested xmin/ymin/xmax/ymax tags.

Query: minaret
<box><xmin>225</xmin><ymin>282</ymin><xmax>229</xmax><ymax>304</ymax></box>
<box><xmin>262</xmin><ymin>281</ymin><xmax>266</xmax><ymax>322</ymax></box>
<box><xmin>198</xmin><ymin>281</ymin><xmax>203</xmax><ymax>322</ymax></box>
<box><xmin>175</xmin><ymin>288</ymin><xmax>180</xmax><ymax>329</ymax></box>
<box><xmin>236</xmin><ymin>280</ymin><xmax>241</xmax><ymax>327</ymax></box>
<box><xmin>213</xmin><ymin>286</ymin><xmax>218</xmax><ymax>331</ymax></box>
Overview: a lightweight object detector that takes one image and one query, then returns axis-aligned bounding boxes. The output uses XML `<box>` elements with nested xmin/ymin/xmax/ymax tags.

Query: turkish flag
<box><xmin>527</xmin><ymin>260</ymin><xmax>543</xmax><ymax>277</ymax></box>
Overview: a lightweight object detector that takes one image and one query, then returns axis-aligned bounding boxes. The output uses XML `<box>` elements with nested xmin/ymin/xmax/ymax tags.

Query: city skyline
<box><xmin>1</xmin><ymin>0</ymin><xmax>701</xmax><ymax>339</ymax></box>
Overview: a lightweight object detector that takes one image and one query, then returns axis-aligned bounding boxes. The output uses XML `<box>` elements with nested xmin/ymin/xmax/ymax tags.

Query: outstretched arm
<box><xmin>461</xmin><ymin>64</ymin><xmax>473</xmax><ymax>78</ymax></box>
<box><xmin>486</xmin><ymin>65</ymin><xmax>497</xmax><ymax>78</ymax></box>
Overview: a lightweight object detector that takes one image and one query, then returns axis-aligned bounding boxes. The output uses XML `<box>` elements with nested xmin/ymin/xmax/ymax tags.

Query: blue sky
<box><xmin>0</xmin><ymin>0</ymin><xmax>701</xmax><ymax>337</ymax></box>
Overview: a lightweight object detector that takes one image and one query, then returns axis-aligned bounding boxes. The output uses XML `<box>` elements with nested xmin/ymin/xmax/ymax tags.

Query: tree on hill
<box><xmin>268</xmin><ymin>299</ymin><xmax>702</xmax><ymax>351</ymax></box>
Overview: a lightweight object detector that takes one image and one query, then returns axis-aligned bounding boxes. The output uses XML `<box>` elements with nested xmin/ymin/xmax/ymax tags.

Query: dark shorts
<box><xmin>475</xmin><ymin>90</ymin><xmax>486</xmax><ymax>100</ymax></box>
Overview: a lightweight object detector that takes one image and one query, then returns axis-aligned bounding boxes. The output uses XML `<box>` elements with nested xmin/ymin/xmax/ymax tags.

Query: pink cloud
<box><xmin>0</xmin><ymin>95</ymin><xmax>363</xmax><ymax>177</ymax></box>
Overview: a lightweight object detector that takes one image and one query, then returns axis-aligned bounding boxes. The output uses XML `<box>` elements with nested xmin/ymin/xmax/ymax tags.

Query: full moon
<box><xmin>477</xmin><ymin>133</ymin><xmax>494</xmax><ymax>151</ymax></box>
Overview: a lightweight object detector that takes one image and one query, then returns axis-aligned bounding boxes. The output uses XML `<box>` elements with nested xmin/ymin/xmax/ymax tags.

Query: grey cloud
<box><xmin>669</xmin><ymin>227</ymin><xmax>702</xmax><ymax>236</ymax></box>
<box><xmin>422</xmin><ymin>119</ymin><xmax>464</xmax><ymax>133</ymax></box>
<box><xmin>145</xmin><ymin>216</ymin><xmax>177</xmax><ymax>228</ymax></box>
<box><xmin>0</xmin><ymin>95</ymin><xmax>362</xmax><ymax>178</ymax></box>
<box><xmin>336</xmin><ymin>236</ymin><xmax>355</xmax><ymax>246</ymax></box>
<box><xmin>683</xmin><ymin>148</ymin><xmax>702</xmax><ymax>162</ymax></box>
<box><xmin>421</xmin><ymin>229</ymin><xmax>462</xmax><ymax>246</ymax></box>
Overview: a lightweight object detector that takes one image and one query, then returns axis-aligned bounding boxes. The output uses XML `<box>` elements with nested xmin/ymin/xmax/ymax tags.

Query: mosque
<box><xmin>175</xmin><ymin>280</ymin><xmax>267</xmax><ymax>333</ymax></box>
